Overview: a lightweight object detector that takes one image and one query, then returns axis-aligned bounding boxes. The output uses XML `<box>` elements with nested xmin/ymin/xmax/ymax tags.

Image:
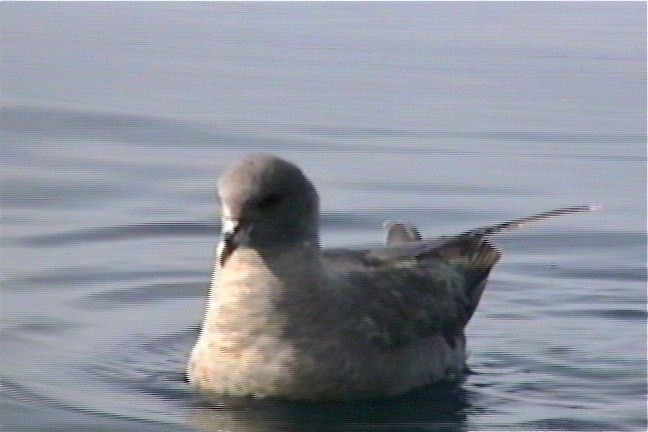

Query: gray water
<box><xmin>1</xmin><ymin>3</ymin><xmax>646</xmax><ymax>431</ymax></box>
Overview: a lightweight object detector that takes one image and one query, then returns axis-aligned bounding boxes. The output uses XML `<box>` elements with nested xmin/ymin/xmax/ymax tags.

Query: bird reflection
<box><xmin>185</xmin><ymin>380</ymin><xmax>471</xmax><ymax>432</ymax></box>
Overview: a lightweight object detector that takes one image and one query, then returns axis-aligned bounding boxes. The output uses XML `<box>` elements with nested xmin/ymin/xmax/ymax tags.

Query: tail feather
<box><xmin>440</xmin><ymin>237</ymin><xmax>501</xmax><ymax>323</ymax></box>
<box><xmin>384</xmin><ymin>221</ymin><xmax>422</xmax><ymax>245</ymax></box>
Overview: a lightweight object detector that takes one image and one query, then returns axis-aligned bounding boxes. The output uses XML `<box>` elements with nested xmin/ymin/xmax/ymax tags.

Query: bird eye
<box><xmin>256</xmin><ymin>193</ymin><xmax>283</xmax><ymax>209</ymax></box>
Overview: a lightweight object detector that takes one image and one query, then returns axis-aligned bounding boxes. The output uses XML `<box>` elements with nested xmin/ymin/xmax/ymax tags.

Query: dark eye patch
<box><xmin>256</xmin><ymin>193</ymin><xmax>283</xmax><ymax>209</ymax></box>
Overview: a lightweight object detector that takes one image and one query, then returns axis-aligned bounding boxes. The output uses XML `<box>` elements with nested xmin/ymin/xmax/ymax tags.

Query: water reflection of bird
<box><xmin>186</xmin><ymin>382</ymin><xmax>470</xmax><ymax>432</ymax></box>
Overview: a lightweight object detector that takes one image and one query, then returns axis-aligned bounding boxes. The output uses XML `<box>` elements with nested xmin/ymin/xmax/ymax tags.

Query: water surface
<box><xmin>1</xmin><ymin>3</ymin><xmax>646</xmax><ymax>431</ymax></box>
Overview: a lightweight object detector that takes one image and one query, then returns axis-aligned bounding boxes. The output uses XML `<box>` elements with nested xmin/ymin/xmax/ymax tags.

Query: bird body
<box><xmin>187</xmin><ymin>154</ymin><xmax>593</xmax><ymax>401</ymax></box>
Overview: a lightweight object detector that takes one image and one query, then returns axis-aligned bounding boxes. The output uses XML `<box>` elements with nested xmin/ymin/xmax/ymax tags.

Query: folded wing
<box><xmin>323</xmin><ymin>206</ymin><xmax>596</xmax><ymax>350</ymax></box>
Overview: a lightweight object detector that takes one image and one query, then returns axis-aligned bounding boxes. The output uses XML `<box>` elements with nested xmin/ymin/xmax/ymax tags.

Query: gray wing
<box><xmin>323</xmin><ymin>235</ymin><xmax>499</xmax><ymax>349</ymax></box>
<box><xmin>322</xmin><ymin>206</ymin><xmax>595</xmax><ymax>349</ymax></box>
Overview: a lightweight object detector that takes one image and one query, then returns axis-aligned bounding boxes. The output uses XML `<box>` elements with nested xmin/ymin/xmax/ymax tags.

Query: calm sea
<box><xmin>1</xmin><ymin>3</ymin><xmax>646</xmax><ymax>431</ymax></box>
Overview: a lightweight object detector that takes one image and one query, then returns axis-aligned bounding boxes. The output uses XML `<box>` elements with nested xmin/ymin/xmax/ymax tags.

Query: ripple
<box><xmin>87</xmin><ymin>327</ymin><xmax>198</xmax><ymax>402</ymax></box>
<box><xmin>4</xmin><ymin>267</ymin><xmax>206</xmax><ymax>290</ymax></box>
<box><xmin>550</xmin><ymin>308</ymin><xmax>647</xmax><ymax>321</ymax></box>
<box><xmin>554</xmin><ymin>266</ymin><xmax>647</xmax><ymax>282</ymax></box>
<box><xmin>1</xmin><ymin>379</ymin><xmax>69</xmax><ymax>412</ymax></box>
<box><xmin>0</xmin><ymin>378</ymin><xmax>176</xmax><ymax>432</ymax></box>
<box><xmin>518</xmin><ymin>417</ymin><xmax>623</xmax><ymax>431</ymax></box>
<box><xmin>1</xmin><ymin>104</ymin><xmax>252</xmax><ymax>149</ymax></box>
<box><xmin>73</xmin><ymin>282</ymin><xmax>207</xmax><ymax>310</ymax></box>
<box><xmin>1</xmin><ymin>316</ymin><xmax>81</xmax><ymax>340</ymax></box>
<box><xmin>304</xmin><ymin>125</ymin><xmax>644</xmax><ymax>145</ymax></box>
<box><xmin>0</xmin><ymin>177</ymin><xmax>136</xmax><ymax>210</ymax></box>
<box><xmin>9</xmin><ymin>221</ymin><xmax>217</xmax><ymax>246</ymax></box>
<box><xmin>330</xmin><ymin>180</ymin><xmax>536</xmax><ymax>196</ymax></box>
<box><xmin>499</xmin><ymin>230</ymin><xmax>647</xmax><ymax>253</ymax></box>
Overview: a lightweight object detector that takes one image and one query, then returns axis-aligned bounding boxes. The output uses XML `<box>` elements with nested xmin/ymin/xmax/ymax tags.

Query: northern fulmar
<box><xmin>187</xmin><ymin>154</ymin><xmax>594</xmax><ymax>401</ymax></box>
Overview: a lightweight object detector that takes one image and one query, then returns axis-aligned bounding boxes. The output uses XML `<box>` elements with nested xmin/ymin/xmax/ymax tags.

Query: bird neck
<box><xmin>203</xmin><ymin>241</ymin><xmax>328</xmax><ymax>337</ymax></box>
<box><xmin>212</xmin><ymin>240</ymin><xmax>323</xmax><ymax>301</ymax></box>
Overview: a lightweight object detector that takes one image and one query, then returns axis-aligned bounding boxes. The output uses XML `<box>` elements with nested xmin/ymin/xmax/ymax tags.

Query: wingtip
<box><xmin>561</xmin><ymin>205</ymin><xmax>601</xmax><ymax>214</ymax></box>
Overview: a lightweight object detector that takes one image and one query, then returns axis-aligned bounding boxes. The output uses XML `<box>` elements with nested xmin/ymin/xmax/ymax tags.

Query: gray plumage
<box><xmin>187</xmin><ymin>154</ymin><xmax>594</xmax><ymax>401</ymax></box>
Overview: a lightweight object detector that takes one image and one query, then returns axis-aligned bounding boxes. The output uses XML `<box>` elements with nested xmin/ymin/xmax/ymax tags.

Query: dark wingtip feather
<box><xmin>459</xmin><ymin>205</ymin><xmax>599</xmax><ymax>238</ymax></box>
